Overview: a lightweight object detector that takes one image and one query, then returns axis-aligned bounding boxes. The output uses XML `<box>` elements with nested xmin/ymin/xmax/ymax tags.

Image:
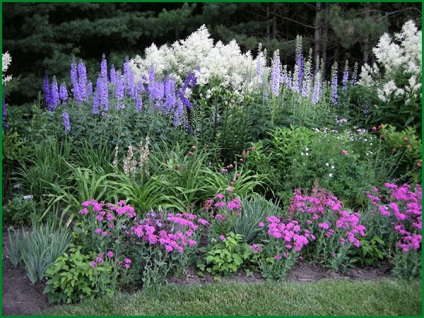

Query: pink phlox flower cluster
<box><xmin>197</xmin><ymin>218</ymin><xmax>211</xmax><ymax>226</ymax></box>
<box><xmin>215</xmin><ymin>214</ymin><xmax>227</xmax><ymax>222</ymax></box>
<box><xmin>249</xmin><ymin>244</ymin><xmax>263</xmax><ymax>253</ymax></box>
<box><xmin>216</xmin><ymin>193</ymin><xmax>225</xmax><ymax>200</ymax></box>
<box><xmin>167</xmin><ymin>214</ymin><xmax>198</xmax><ymax>231</ymax></box>
<box><xmin>265</xmin><ymin>217</ymin><xmax>309</xmax><ymax>252</ymax></box>
<box><xmin>397</xmin><ymin>234</ymin><xmax>422</xmax><ymax>252</ymax></box>
<box><xmin>214</xmin><ymin>201</ymin><xmax>226</xmax><ymax>208</ymax></box>
<box><xmin>227</xmin><ymin>197</ymin><xmax>242</xmax><ymax>211</ymax></box>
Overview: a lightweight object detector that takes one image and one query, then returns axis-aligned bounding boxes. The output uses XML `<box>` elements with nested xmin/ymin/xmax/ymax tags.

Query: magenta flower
<box><xmin>90</xmin><ymin>261</ymin><xmax>97</xmax><ymax>268</ymax></box>
<box><xmin>274</xmin><ymin>254</ymin><xmax>282</xmax><ymax>260</ymax></box>
<box><xmin>107</xmin><ymin>251</ymin><xmax>114</xmax><ymax>258</ymax></box>
<box><xmin>219</xmin><ymin>235</ymin><xmax>226</xmax><ymax>241</ymax></box>
<box><xmin>216</xmin><ymin>193</ymin><xmax>225</xmax><ymax>200</ymax></box>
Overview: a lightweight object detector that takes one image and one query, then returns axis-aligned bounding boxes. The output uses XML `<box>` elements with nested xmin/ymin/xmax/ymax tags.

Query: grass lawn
<box><xmin>39</xmin><ymin>279</ymin><xmax>422</xmax><ymax>316</ymax></box>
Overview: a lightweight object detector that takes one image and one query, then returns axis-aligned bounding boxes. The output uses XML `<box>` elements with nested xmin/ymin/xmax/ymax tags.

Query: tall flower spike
<box><xmin>101</xmin><ymin>54</ymin><xmax>108</xmax><ymax>80</ymax></box>
<box><xmin>43</xmin><ymin>73</ymin><xmax>53</xmax><ymax>110</ymax></box>
<box><xmin>330</xmin><ymin>62</ymin><xmax>339</xmax><ymax>105</ymax></box>
<box><xmin>342</xmin><ymin>61</ymin><xmax>349</xmax><ymax>92</ymax></box>
<box><xmin>2</xmin><ymin>99</ymin><xmax>8</xmax><ymax>129</ymax></box>
<box><xmin>59</xmin><ymin>82</ymin><xmax>68</xmax><ymax>103</ymax></box>
<box><xmin>51</xmin><ymin>76</ymin><xmax>60</xmax><ymax>109</ymax></box>
<box><xmin>271</xmin><ymin>49</ymin><xmax>281</xmax><ymax>96</ymax></box>
<box><xmin>62</xmin><ymin>111</ymin><xmax>71</xmax><ymax>132</ymax></box>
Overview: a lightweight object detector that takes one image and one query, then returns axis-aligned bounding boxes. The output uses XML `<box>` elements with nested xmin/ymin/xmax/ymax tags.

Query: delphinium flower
<box><xmin>70</xmin><ymin>57</ymin><xmax>82</xmax><ymax>102</ymax></box>
<box><xmin>164</xmin><ymin>76</ymin><xmax>177</xmax><ymax>114</ymax></box>
<box><xmin>50</xmin><ymin>76</ymin><xmax>60</xmax><ymax>110</ymax></box>
<box><xmin>92</xmin><ymin>89</ymin><xmax>100</xmax><ymax>114</ymax></box>
<box><xmin>271</xmin><ymin>49</ymin><xmax>281</xmax><ymax>96</ymax></box>
<box><xmin>59</xmin><ymin>82</ymin><xmax>68</xmax><ymax>104</ymax></box>
<box><xmin>87</xmin><ymin>81</ymin><xmax>93</xmax><ymax>97</ymax></box>
<box><xmin>342</xmin><ymin>61</ymin><xmax>349</xmax><ymax>92</ymax></box>
<box><xmin>110</xmin><ymin>65</ymin><xmax>116</xmax><ymax>84</ymax></box>
<box><xmin>43</xmin><ymin>73</ymin><xmax>53</xmax><ymax>110</ymax></box>
<box><xmin>255</xmin><ymin>46</ymin><xmax>264</xmax><ymax>87</ymax></box>
<box><xmin>115</xmin><ymin>71</ymin><xmax>125</xmax><ymax>110</ymax></box>
<box><xmin>312</xmin><ymin>69</ymin><xmax>322</xmax><ymax>105</ymax></box>
<box><xmin>62</xmin><ymin>111</ymin><xmax>71</xmax><ymax>132</ymax></box>
<box><xmin>2</xmin><ymin>99</ymin><xmax>8</xmax><ymax>129</ymax></box>
<box><xmin>330</xmin><ymin>62</ymin><xmax>339</xmax><ymax>105</ymax></box>
<box><xmin>301</xmin><ymin>49</ymin><xmax>313</xmax><ymax>98</ymax></box>
<box><xmin>101</xmin><ymin>54</ymin><xmax>108</xmax><ymax>80</ymax></box>
<box><xmin>295</xmin><ymin>35</ymin><xmax>304</xmax><ymax>92</ymax></box>
<box><xmin>78</xmin><ymin>59</ymin><xmax>87</xmax><ymax>100</ymax></box>
<box><xmin>100</xmin><ymin>76</ymin><xmax>109</xmax><ymax>112</ymax></box>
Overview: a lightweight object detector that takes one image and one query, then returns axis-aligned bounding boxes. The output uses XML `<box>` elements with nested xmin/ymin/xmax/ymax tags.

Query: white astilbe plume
<box><xmin>358</xmin><ymin>20</ymin><xmax>422</xmax><ymax>103</ymax></box>
<box><xmin>129</xmin><ymin>25</ymin><xmax>263</xmax><ymax>95</ymax></box>
<box><xmin>2</xmin><ymin>52</ymin><xmax>12</xmax><ymax>86</ymax></box>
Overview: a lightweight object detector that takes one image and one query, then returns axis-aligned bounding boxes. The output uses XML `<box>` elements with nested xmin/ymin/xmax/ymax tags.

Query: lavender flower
<box><xmin>100</xmin><ymin>77</ymin><xmax>109</xmax><ymax>111</ymax></box>
<box><xmin>78</xmin><ymin>60</ymin><xmax>87</xmax><ymax>100</ymax></box>
<box><xmin>271</xmin><ymin>50</ymin><xmax>281</xmax><ymax>96</ymax></box>
<box><xmin>295</xmin><ymin>35</ymin><xmax>304</xmax><ymax>92</ymax></box>
<box><xmin>51</xmin><ymin>76</ymin><xmax>60</xmax><ymax>109</ymax></box>
<box><xmin>70</xmin><ymin>57</ymin><xmax>78</xmax><ymax>86</ymax></box>
<box><xmin>101</xmin><ymin>54</ymin><xmax>107</xmax><ymax>80</ymax></box>
<box><xmin>177</xmin><ymin>90</ymin><xmax>191</xmax><ymax>108</ymax></box>
<box><xmin>255</xmin><ymin>50</ymin><xmax>264</xmax><ymax>87</ymax></box>
<box><xmin>330</xmin><ymin>63</ymin><xmax>339</xmax><ymax>105</ymax></box>
<box><xmin>59</xmin><ymin>82</ymin><xmax>68</xmax><ymax>103</ymax></box>
<box><xmin>62</xmin><ymin>111</ymin><xmax>71</xmax><ymax>132</ymax></box>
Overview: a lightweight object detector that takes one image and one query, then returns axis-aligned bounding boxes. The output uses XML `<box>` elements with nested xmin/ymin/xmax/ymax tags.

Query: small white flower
<box><xmin>325</xmin><ymin>163</ymin><xmax>329</xmax><ymax>166</ymax></box>
<box><xmin>331</xmin><ymin>165</ymin><xmax>335</xmax><ymax>169</ymax></box>
<box><xmin>329</xmin><ymin>173</ymin><xmax>333</xmax><ymax>178</ymax></box>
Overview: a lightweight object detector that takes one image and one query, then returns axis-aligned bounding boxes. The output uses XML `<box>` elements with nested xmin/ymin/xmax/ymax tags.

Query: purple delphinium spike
<box><xmin>330</xmin><ymin>63</ymin><xmax>339</xmax><ymax>105</ymax></box>
<box><xmin>115</xmin><ymin>71</ymin><xmax>125</xmax><ymax>110</ymax></box>
<box><xmin>271</xmin><ymin>50</ymin><xmax>281</xmax><ymax>96</ymax></box>
<box><xmin>62</xmin><ymin>111</ymin><xmax>71</xmax><ymax>132</ymax></box>
<box><xmin>43</xmin><ymin>73</ymin><xmax>53</xmax><ymax>110</ymax></box>
<box><xmin>342</xmin><ymin>62</ymin><xmax>349</xmax><ymax>92</ymax></box>
<box><xmin>295</xmin><ymin>36</ymin><xmax>304</xmax><ymax>92</ymax></box>
<box><xmin>59</xmin><ymin>82</ymin><xmax>68</xmax><ymax>104</ymax></box>
<box><xmin>101</xmin><ymin>54</ymin><xmax>107</xmax><ymax>80</ymax></box>
<box><xmin>99</xmin><ymin>77</ymin><xmax>109</xmax><ymax>111</ymax></box>
<box><xmin>51</xmin><ymin>76</ymin><xmax>60</xmax><ymax>110</ymax></box>
<box><xmin>78</xmin><ymin>60</ymin><xmax>87</xmax><ymax>100</ymax></box>
<box><xmin>149</xmin><ymin>66</ymin><xmax>155</xmax><ymax>83</ymax></box>
<box><xmin>93</xmin><ymin>90</ymin><xmax>99</xmax><ymax>114</ymax></box>
<box><xmin>2</xmin><ymin>99</ymin><xmax>8</xmax><ymax>129</ymax></box>
<box><xmin>110</xmin><ymin>64</ymin><xmax>116</xmax><ymax>84</ymax></box>
<box><xmin>87</xmin><ymin>81</ymin><xmax>93</xmax><ymax>97</ymax></box>
<box><xmin>135</xmin><ymin>94</ymin><xmax>143</xmax><ymax>112</ymax></box>
<box><xmin>70</xmin><ymin>57</ymin><xmax>82</xmax><ymax>102</ymax></box>
<box><xmin>164</xmin><ymin>77</ymin><xmax>177</xmax><ymax>114</ymax></box>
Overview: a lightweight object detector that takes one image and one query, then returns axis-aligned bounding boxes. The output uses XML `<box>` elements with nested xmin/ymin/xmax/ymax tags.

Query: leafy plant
<box><xmin>350</xmin><ymin>236</ymin><xmax>386</xmax><ymax>267</ymax></box>
<box><xmin>198</xmin><ymin>232</ymin><xmax>252</xmax><ymax>277</ymax></box>
<box><xmin>43</xmin><ymin>245</ymin><xmax>114</xmax><ymax>304</ymax></box>
<box><xmin>6</xmin><ymin>218</ymin><xmax>72</xmax><ymax>284</ymax></box>
<box><xmin>2</xmin><ymin>195</ymin><xmax>38</xmax><ymax>226</ymax></box>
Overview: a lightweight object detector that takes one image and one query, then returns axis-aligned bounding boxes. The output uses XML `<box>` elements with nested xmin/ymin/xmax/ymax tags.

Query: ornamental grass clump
<box><xmin>288</xmin><ymin>187</ymin><xmax>366</xmax><ymax>272</ymax></box>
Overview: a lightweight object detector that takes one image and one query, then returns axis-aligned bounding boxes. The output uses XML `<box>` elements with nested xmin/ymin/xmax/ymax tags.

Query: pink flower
<box><xmin>79</xmin><ymin>208</ymin><xmax>89</xmax><ymax>215</ymax></box>
<box><xmin>219</xmin><ymin>235</ymin><xmax>226</xmax><ymax>241</ymax></box>
<box><xmin>216</xmin><ymin>193</ymin><xmax>225</xmax><ymax>200</ymax></box>
<box><xmin>124</xmin><ymin>264</ymin><xmax>130</xmax><ymax>269</ymax></box>
<box><xmin>342</xmin><ymin>150</ymin><xmax>348</xmax><ymax>155</ymax></box>
<box><xmin>90</xmin><ymin>261</ymin><xmax>97</xmax><ymax>268</ymax></box>
<box><xmin>318</xmin><ymin>222</ymin><xmax>329</xmax><ymax>230</ymax></box>
<box><xmin>258</xmin><ymin>222</ymin><xmax>264</xmax><ymax>227</ymax></box>
<box><xmin>107</xmin><ymin>251</ymin><xmax>114</xmax><ymax>258</ymax></box>
<box><xmin>96</xmin><ymin>257</ymin><xmax>104</xmax><ymax>263</ymax></box>
<box><xmin>124</xmin><ymin>258</ymin><xmax>131</xmax><ymax>264</ymax></box>
<box><xmin>215</xmin><ymin>214</ymin><xmax>227</xmax><ymax>221</ymax></box>
<box><xmin>214</xmin><ymin>201</ymin><xmax>226</xmax><ymax>208</ymax></box>
<box><xmin>95</xmin><ymin>228</ymin><xmax>102</xmax><ymax>234</ymax></box>
<box><xmin>266</xmin><ymin>216</ymin><xmax>280</xmax><ymax>223</ymax></box>
<box><xmin>197</xmin><ymin>219</ymin><xmax>210</xmax><ymax>226</ymax></box>
<box><xmin>274</xmin><ymin>254</ymin><xmax>282</xmax><ymax>260</ymax></box>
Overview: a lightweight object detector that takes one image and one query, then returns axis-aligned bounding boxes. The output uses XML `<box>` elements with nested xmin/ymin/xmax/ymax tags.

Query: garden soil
<box><xmin>2</xmin><ymin>228</ymin><xmax>392</xmax><ymax>316</ymax></box>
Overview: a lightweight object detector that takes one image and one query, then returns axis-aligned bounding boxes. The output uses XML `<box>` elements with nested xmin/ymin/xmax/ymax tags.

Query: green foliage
<box><xmin>6</xmin><ymin>218</ymin><xmax>72</xmax><ymax>284</ymax></box>
<box><xmin>44</xmin><ymin>245</ymin><xmax>113</xmax><ymax>304</ymax></box>
<box><xmin>350</xmin><ymin>236</ymin><xmax>386</xmax><ymax>267</ymax></box>
<box><xmin>232</xmin><ymin>196</ymin><xmax>280</xmax><ymax>244</ymax></box>
<box><xmin>198</xmin><ymin>232</ymin><xmax>252</xmax><ymax>277</ymax></box>
<box><xmin>392</xmin><ymin>248</ymin><xmax>422</xmax><ymax>281</ymax></box>
<box><xmin>2</xmin><ymin>195</ymin><xmax>38</xmax><ymax>226</ymax></box>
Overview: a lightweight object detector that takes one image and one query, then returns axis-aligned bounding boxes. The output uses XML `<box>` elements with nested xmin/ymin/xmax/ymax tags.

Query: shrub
<box><xmin>2</xmin><ymin>195</ymin><xmax>38</xmax><ymax>226</ymax></box>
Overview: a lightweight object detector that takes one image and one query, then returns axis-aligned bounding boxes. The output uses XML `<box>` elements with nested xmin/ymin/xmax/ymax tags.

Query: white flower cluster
<box><xmin>129</xmin><ymin>25</ymin><xmax>263</xmax><ymax>95</ymax></box>
<box><xmin>2</xmin><ymin>52</ymin><xmax>12</xmax><ymax>86</ymax></box>
<box><xmin>358</xmin><ymin>20</ymin><xmax>422</xmax><ymax>104</ymax></box>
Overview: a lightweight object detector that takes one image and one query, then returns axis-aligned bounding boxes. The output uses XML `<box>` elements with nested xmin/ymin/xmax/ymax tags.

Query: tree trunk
<box><xmin>322</xmin><ymin>3</ymin><xmax>329</xmax><ymax>78</ymax></box>
<box><xmin>362</xmin><ymin>5</ymin><xmax>370</xmax><ymax>64</ymax></box>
